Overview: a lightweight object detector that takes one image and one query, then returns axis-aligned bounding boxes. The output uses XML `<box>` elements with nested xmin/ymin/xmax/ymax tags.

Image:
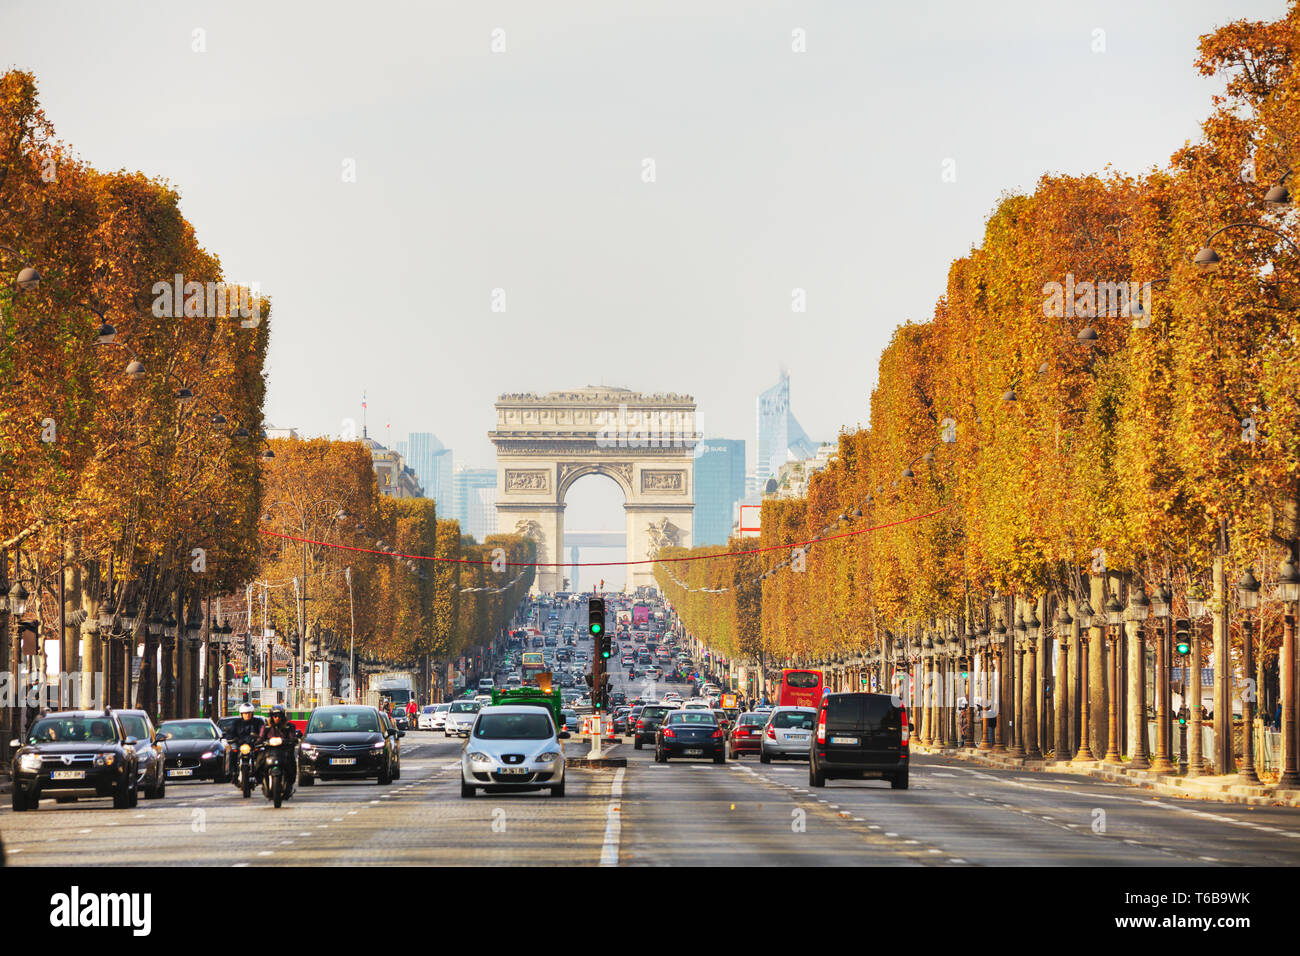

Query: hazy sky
<box><xmin>3</xmin><ymin>0</ymin><xmax>1287</xmax><ymax>579</ymax></box>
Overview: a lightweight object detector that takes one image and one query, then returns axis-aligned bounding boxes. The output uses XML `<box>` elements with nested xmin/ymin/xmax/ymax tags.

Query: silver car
<box><xmin>760</xmin><ymin>706</ymin><xmax>818</xmax><ymax>762</ymax></box>
<box><xmin>444</xmin><ymin>700</ymin><xmax>481</xmax><ymax>737</ymax></box>
<box><xmin>460</xmin><ymin>705</ymin><xmax>568</xmax><ymax>798</ymax></box>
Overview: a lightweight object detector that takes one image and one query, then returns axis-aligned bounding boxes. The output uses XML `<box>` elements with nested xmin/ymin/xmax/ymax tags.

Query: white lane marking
<box><xmin>258</xmin><ymin>850</ymin><xmax>274</xmax><ymax>857</ymax></box>
<box><xmin>599</xmin><ymin>767</ymin><xmax>625</xmax><ymax>867</ymax></box>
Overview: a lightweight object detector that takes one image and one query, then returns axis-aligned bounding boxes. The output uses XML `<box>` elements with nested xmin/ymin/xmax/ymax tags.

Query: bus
<box><xmin>521</xmin><ymin>651</ymin><xmax>546</xmax><ymax>686</ymax></box>
<box><xmin>778</xmin><ymin>668</ymin><xmax>824</xmax><ymax>709</ymax></box>
<box><xmin>632</xmin><ymin>603</ymin><xmax>651</xmax><ymax>628</ymax></box>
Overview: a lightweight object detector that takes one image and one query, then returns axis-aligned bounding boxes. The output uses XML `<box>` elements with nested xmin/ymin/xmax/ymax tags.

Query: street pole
<box><xmin>1280</xmin><ymin>605</ymin><xmax>1299</xmax><ymax>789</ymax></box>
<box><xmin>1188</xmin><ymin>618</ymin><xmax>1205</xmax><ymax>777</ymax></box>
<box><xmin>1240</xmin><ymin>614</ymin><xmax>1259</xmax><ymax>783</ymax></box>
<box><xmin>1074</xmin><ymin>631</ymin><xmax>1096</xmax><ymax>761</ymax></box>
<box><xmin>346</xmin><ymin>566</ymin><xmax>356</xmax><ymax>703</ymax></box>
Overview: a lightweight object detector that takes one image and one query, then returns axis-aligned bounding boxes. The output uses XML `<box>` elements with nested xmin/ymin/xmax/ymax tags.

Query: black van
<box><xmin>809</xmin><ymin>692</ymin><xmax>909</xmax><ymax>789</ymax></box>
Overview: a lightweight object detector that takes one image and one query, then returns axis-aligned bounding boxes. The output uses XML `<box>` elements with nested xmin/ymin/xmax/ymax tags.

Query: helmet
<box><xmin>239</xmin><ymin>703</ymin><xmax>254</xmax><ymax>717</ymax></box>
<box><xmin>269</xmin><ymin>704</ymin><xmax>287</xmax><ymax>723</ymax></box>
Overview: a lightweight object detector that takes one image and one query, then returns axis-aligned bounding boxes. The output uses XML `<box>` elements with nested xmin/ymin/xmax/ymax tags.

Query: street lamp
<box><xmin>1275</xmin><ymin>557</ymin><xmax>1300</xmax><ymax>789</ymax></box>
<box><xmin>15</xmin><ymin>266</ymin><xmax>40</xmax><ymax>291</ymax></box>
<box><xmin>1236</xmin><ymin>567</ymin><xmax>1261</xmax><ymax>783</ymax></box>
<box><xmin>8</xmin><ymin>581</ymin><xmax>28</xmax><ymax>617</ymax></box>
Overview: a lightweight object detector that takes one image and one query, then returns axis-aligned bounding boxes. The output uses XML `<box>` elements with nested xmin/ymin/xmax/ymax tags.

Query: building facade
<box><xmin>693</xmin><ymin>438</ymin><xmax>746</xmax><ymax>547</ymax></box>
<box><xmin>453</xmin><ymin>466</ymin><xmax>498</xmax><ymax>543</ymax></box>
<box><xmin>755</xmin><ymin>370</ymin><xmax>817</xmax><ymax>486</ymax></box>
<box><xmin>404</xmin><ymin>432</ymin><xmax>453</xmax><ymax>506</ymax></box>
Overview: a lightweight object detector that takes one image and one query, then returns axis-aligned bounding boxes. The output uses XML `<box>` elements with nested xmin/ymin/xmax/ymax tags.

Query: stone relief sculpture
<box><xmin>514</xmin><ymin>519</ymin><xmax>543</xmax><ymax>540</ymax></box>
<box><xmin>642</xmin><ymin>470</ymin><xmax>684</xmax><ymax>491</ymax></box>
<box><xmin>504</xmin><ymin>469</ymin><xmax>550</xmax><ymax>492</ymax></box>
<box><xmin>645</xmin><ymin>518</ymin><xmax>683</xmax><ymax>557</ymax></box>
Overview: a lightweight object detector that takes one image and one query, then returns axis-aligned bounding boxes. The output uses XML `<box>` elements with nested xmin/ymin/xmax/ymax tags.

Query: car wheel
<box><xmin>891</xmin><ymin>769</ymin><xmax>909</xmax><ymax>790</ymax></box>
<box><xmin>809</xmin><ymin>762</ymin><xmax>826</xmax><ymax>788</ymax></box>
<box><xmin>298</xmin><ymin>770</ymin><xmax>314</xmax><ymax>786</ymax></box>
<box><xmin>113</xmin><ymin>780</ymin><xmax>131</xmax><ymax>809</ymax></box>
<box><xmin>378</xmin><ymin>761</ymin><xmax>392</xmax><ymax>785</ymax></box>
<box><xmin>759</xmin><ymin>749</ymin><xmax>771</xmax><ymax>764</ymax></box>
<box><xmin>714</xmin><ymin>749</ymin><xmax>725</xmax><ymax>764</ymax></box>
<box><xmin>551</xmin><ymin>780</ymin><xmax>566</xmax><ymax>797</ymax></box>
<box><xmin>11</xmin><ymin>787</ymin><xmax>28</xmax><ymax>812</ymax></box>
<box><xmin>633</xmin><ymin>739</ymin><xmax>643</xmax><ymax>750</ymax></box>
<box><xmin>393</xmin><ymin>761</ymin><xmax>401</xmax><ymax>780</ymax></box>
<box><xmin>150</xmin><ymin>774</ymin><xmax>166</xmax><ymax>799</ymax></box>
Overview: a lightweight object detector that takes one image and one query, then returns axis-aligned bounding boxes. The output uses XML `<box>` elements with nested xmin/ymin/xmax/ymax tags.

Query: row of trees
<box><xmin>659</xmin><ymin>6</ymin><xmax>1300</xmax><ymax>776</ymax></box>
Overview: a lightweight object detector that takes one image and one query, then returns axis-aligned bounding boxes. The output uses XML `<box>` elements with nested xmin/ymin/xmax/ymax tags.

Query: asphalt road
<box><xmin>5</xmin><ymin>608</ymin><xmax>1299</xmax><ymax>866</ymax></box>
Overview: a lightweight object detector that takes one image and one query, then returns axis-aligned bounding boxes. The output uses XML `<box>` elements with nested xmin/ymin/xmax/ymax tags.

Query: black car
<box><xmin>157</xmin><ymin>718</ymin><xmax>232</xmax><ymax>782</ymax></box>
<box><xmin>10</xmin><ymin>709</ymin><xmax>141</xmax><ymax>811</ymax></box>
<box><xmin>632</xmin><ymin>704</ymin><xmax>673</xmax><ymax>749</ymax></box>
<box><xmin>655</xmin><ymin>709</ymin><xmax>725</xmax><ymax>763</ymax></box>
<box><xmin>116</xmin><ymin>709</ymin><xmax>168</xmax><ymax>799</ymax></box>
<box><xmin>298</xmin><ymin>705</ymin><xmax>401</xmax><ymax>786</ymax></box>
<box><xmin>610</xmin><ymin>692</ymin><xmax>627</xmax><ymax>708</ymax></box>
<box><xmin>809</xmin><ymin>692</ymin><xmax>909</xmax><ymax>789</ymax></box>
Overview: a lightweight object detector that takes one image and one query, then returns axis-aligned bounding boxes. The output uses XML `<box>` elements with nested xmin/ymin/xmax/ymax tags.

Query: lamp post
<box><xmin>991</xmin><ymin>621</ymin><xmax>1007</xmax><ymax>752</ymax></box>
<box><xmin>1149</xmin><ymin>582</ymin><xmax>1175</xmax><ymax>772</ymax></box>
<box><xmin>1010</xmin><ymin>609</ymin><xmax>1026</xmax><ymax>758</ymax></box>
<box><xmin>1103</xmin><ymin>593</ymin><xmax>1124</xmax><ymax>763</ymax></box>
<box><xmin>1125</xmin><ymin>583</ymin><xmax>1151</xmax><ymax>770</ymax></box>
<box><xmin>977</xmin><ymin>627</ymin><xmax>992</xmax><ymax>749</ymax></box>
<box><xmin>1074</xmin><ymin>599</ymin><xmax>1097</xmax><ymax>761</ymax></box>
<box><xmin>1186</xmin><ymin>587</ymin><xmax>1209</xmax><ymax>777</ymax></box>
<box><xmin>1054</xmin><ymin>603</ymin><xmax>1072</xmax><ymax>761</ymax></box>
<box><xmin>1024</xmin><ymin>602</ymin><xmax>1042</xmax><ymax>760</ymax></box>
<box><xmin>1275</xmin><ymin>558</ymin><xmax>1300</xmax><ymax>790</ymax></box>
<box><xmin>1236</xmin><ymin>568</ymin><xmax>1260</xmax><ymax>783</ymax></box>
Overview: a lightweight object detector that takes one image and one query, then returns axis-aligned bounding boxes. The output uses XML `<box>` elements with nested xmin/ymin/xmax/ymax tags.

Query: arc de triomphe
<box><xmin>490</xmin><ymin>387</ymin><xmax>696</xmax><ymax>593</ymax></box>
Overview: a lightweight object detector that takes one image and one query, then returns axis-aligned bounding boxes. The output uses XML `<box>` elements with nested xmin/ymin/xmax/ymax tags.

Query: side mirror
<box><xmin>397</xmin><ymin>730</ymin><xmax>406</xmax><ymax>738</ymax></box>
<box><xmin>125</xmin><ymin>736</ymin><xmax>139</xmax><ymax>747</ymax></box>
<box><xmin>155</xmin><ymin>733</ymin><xmax>169</xmax><ymax>742</ymax></box>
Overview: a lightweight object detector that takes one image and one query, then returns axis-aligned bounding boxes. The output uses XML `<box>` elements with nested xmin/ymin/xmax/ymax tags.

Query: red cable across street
<box><xmin>257</xmin><ymin>506</ymin><xmax>949</xmax><ymax>568</ymax></box>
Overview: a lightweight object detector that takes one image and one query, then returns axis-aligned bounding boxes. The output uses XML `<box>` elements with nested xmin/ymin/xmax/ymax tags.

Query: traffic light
<box><xmin>242</xmin><ymin>672</ymin><xmax>250</xmax><ymax>686</ymax></box>
<box><xmin>958</xmin><ymin>656</ymin><xmax>969</xmax><ymax>679</ymax></box>
<box><xmin>588</xmin><ymin>598</ymin><xmax>606</xmax><ymax>638</ymax></box>
<box><xmin>1177</xmin><ymin>707</ymin><xmax>1188</xmax><ymax>726</ymax></box>
<box><xmin>1175</xmin><ymin>618</ymin><xmax>1191</xmax><ymax>656</ymax></box>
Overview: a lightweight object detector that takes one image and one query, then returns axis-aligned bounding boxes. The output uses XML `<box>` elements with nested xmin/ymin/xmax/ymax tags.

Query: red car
<box><xmin>727</xmin><ymin>712</ymin><xmax>768</xmax><ymax>758</ymax></box>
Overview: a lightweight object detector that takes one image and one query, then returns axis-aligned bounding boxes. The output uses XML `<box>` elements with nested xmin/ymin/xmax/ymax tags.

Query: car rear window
<box><xmin>823</xmin><ymin>694</ymin><xmax>901</xmax><ymax>730</ymax></box>
<box><xmin>773</xmin><ymin>711</ymin><xmax>815</xmax><ymax>729</ymax></box>
<box><xmin>642</xmin><ymin>706</ymin><xmax>671</xmax><ymax>719</ymax></box>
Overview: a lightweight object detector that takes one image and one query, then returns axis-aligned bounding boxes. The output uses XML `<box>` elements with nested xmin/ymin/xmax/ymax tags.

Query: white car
<box><xmin>461</xmin><ymin>704</ymin><xmax>567</xmax><ymax>798</ymax></box>
<box><xmin>420</xmin><ymin>702</ymin><xmax>451</xmax><ymax>731</ymax></box>
<box><xmin>681</xmin><ymin>699</ymin><xmax>712</xmax><ymax>710</ymax></box>
<box><xmin>444</xmin><ymin>700</ymin><xmax>481</xmax><ymax>737</ymax></box>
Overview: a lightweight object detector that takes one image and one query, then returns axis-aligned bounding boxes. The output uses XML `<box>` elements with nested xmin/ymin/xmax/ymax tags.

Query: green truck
<box><xmin>490</xmin><ymin>686</ymin><xmax>565</xmax><ymax>733</ymax></box>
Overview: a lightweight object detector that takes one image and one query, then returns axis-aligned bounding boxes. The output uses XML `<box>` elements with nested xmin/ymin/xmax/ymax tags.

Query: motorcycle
<box><xmin>235</xmin><ymin>742</ymin><xmax>256</xmax><ymax>798</ymax></box>
<box><xmin>260</xmin><ymin>736</ymin><xmax>293</xmax><ymax>809</ymax></box>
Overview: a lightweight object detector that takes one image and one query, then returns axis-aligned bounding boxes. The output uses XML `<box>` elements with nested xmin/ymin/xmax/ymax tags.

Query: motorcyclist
<box><xmin>225</xmin><ymin>703</ymin><xmax>264</xmax><ymax>785</ymax></box>
<box><xmin>257</xmin><ymin>705</ymin><xmax>299</xmax><ymax>797</ymax></box>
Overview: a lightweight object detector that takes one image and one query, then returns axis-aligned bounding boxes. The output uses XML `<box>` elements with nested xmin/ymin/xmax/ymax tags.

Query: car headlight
<box><xmin>200</xmin><ymin>750</ymin><xmax>217</xmax><ymax>760</ymax></box>
<box><xmin>534</xmin><ymin>752</ymin><xmax>561</xmax><ymax>763</ymax></box>
<box><xmin>18</xmin><ymin>753</ymin><xmax>42</xmax><ymax>772</ymax></box>
<box><xmin>94</xmin><ymin>753</ymin><xmax>116</xmax><ymax>767</ymax></box>
<box><xmin>372</xmin><ymin>740</ymin><xmax>386</xmax><ymax>749</ymax></box>
<box><xmin>467</xmin><ymin>752</ymin><xmax>491</xmax><ymax>763</ymax></box>
<box><xmin>300</xmin><ymin>744</ymin><xmax>317</xmax><ymax>754</ymax></box>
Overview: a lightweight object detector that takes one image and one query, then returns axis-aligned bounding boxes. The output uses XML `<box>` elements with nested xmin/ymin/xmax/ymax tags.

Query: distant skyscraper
<box><xmin>452</xmin><ymin>466</ymin><xmax>498</xmax><ymax>542</ymax></box>
<box><xmin>405</xmin><ymin>433</ymin><xmax>453</xmax><ymax>506</ymax></box>
<box><xmin>693</xmin><ymin>439</ymin><xmax>746</xmax><ymax>547</ymax></box>
<box><xmin>755</xmin><ymin>370</ymin><xmax>816</xmax><ymax>484</ymax></box>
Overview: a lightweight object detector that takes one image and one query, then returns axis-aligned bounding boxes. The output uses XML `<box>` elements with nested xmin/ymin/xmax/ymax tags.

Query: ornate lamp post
<box><xmin>1010</xmin><ymin>610</ymin><xmax>1026</xmax><ymax>758</ymax></box>
<box><xmin>1236</xmin><ymin>568</ymin><xmax>1260</xmax><ymax>784</ymax></box>
<box><xmin>1125</xmin><ymin>583</ymin><xmax>1151</xmax><ymax>769</ymax></box>
<box><xmin>1074</xmin><ymin>599</ymin><xmax>1097</xmax><ymax>761</ymax></box>
<box><xmin>1186</xmin><ymin>587</ymin><xmax>1210</xmax><ymax>777</ymax></box>
<box><xmin>991</xmin><ymin>620</ymin><xmax>1007</xmax><ymax>752</ymax></box>
<box><xmin>977</xmin><ymin>627</ymin><xmax>992</xmax><ymax>750</ymax></box>
<box><xmin>1274</xmin><ymin>558</ymin><xmax>1300</xmax><ymax>789</ymax></box>
<box><xmin>1054</xmin><ymin>603</ymin><xmax>1072</xmax><ymax>761</ymax></box>
<box><xmin>1149</xmin><ymin>582</ymin><xmax>1175</xmax><ymax>772</ymax></box>
<box><xmin>1024</xmin><ymin>603</ymin><xmax>1042</xmax><ymax>760</ymax></box>
<box><xmin>1102</xmin><ymin>593</ymin><xmax>1124</xmax><ymax>763</ymax></box>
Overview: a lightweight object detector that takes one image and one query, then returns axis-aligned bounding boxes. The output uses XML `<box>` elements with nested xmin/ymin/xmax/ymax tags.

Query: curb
<box><xmin>914</xmin><ymin>744</ymin><xmax>1300</xmax><ymax>807</ymax></box>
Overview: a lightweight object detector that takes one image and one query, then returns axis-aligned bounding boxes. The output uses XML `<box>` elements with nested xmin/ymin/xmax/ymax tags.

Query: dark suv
<box><xmin>809</xmin><ymin>692</ymin><xmax>909</xmax><ymax>789</ymax></box>
<box><xmin>633</xmin><ymin>704</ymin><xmax>673</xmax><ymax>749</ymax></box>
<box><xmin>10</xmin><ymin>709</ymin><xmax>142</xmax><ymax>811</ymax></box>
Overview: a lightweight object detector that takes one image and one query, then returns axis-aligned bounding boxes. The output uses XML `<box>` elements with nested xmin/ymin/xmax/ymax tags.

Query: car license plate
<box><xmin>830</xmin><ymin>736</ymin><xmax>859</xmax><ymax>745</ymax></box>
<box><xmin>167</xmin><ymin>769</ymin><xmax>193</xmax><ymax>777</ymax></box>
<box><xmin>329</xmin><ymin>757</ymin><xmax>356</xmax><ymax>766</ymax></box>
<box><xmin>499</xmin><ymin>766</ymin><xmax>528</xmax><ymax>775</ymax></box>
<box><xmin>52</xmin><ymin>770</ymin><xmax>84</xmax><ymax>780</ymax></box>
<box><xmin>684</xmin><ymin>748</ymin><xmax>703</xmax><ymax>755</ymax></box>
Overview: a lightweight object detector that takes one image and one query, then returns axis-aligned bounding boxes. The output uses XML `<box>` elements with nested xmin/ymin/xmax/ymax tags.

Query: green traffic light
<box><xmin>1176</xmin><ymin>641</ymin><xmax>1190</xmax><ymax>655</ymax></box>
<box><xmin>591</xmin><ymin>623</ymin><xmax>602</xmax><ymax>634</ymax></box>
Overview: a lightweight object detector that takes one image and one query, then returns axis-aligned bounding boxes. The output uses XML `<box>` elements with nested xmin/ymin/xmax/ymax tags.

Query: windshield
<box><xmin>450</xmin><ymin>701</ymin><xmax>479</xmax><ymax>713</ymax></box>
<box><xmin>784</xmin><ymin>671</ymin><xmax>821</xmax><ymax>689</ymax></box>
<box><xmin>474</xmin><ymin>713</ymin><xmax>555</xmax><ymax>740</ymax></box>
<box><xmin>159</xmin><ymin>721</ymin><xmax>218</xmax><ymax>741</ymax></box>
<box><xmin>118</xmin><ymin>714</ymin><xmax>150</xmax><ymax>739</ymax></box>
<box><xmin>307</xmin><ymin>709</ymin><xmax>380</xmax><ymax>734</ymax></box>
<box><xmin>29</xmin><ymin>716</ymin><xmax>117</xmax><ymax>744</ymax></box>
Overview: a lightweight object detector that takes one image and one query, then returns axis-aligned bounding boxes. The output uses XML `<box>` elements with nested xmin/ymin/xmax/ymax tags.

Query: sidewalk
<box><xmin>913</xmin><ymin>742</ymin><xmax>1300</xmax><ymax>808</ymax></box>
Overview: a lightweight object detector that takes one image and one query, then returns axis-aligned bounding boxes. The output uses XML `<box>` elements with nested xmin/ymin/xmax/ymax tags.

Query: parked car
<box><xmin>445</xmin><ymin>699</ymin><xmax>482</xmax><ymax>737</ymax></box>
<box><xmin>422</xmin><ymin>702</ymin><xmax>451</xmax><ymax>731</ymax></box>
<box><xmin>809</xmin><ymin>692</ymin><xmax>910</xmax><ymax>789</ymax></box>
<box><xmin>157</xmin><ymin>718</ymin><xmax>232</xmax><ymax>782</ymax></box>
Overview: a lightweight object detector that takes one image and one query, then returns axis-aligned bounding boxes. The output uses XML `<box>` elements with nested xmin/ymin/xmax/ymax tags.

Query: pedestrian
<box><xmin>958</xmin><ymin>700</ymin><xmax>971</xmax><ymax>747</ymax></box>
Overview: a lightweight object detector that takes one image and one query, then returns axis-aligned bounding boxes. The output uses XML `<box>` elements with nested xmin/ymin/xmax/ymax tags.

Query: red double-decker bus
<box><xmin>778</xmin><ymin>668</ymin><xmax>824</xmax><ymax>708</ymax></box>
